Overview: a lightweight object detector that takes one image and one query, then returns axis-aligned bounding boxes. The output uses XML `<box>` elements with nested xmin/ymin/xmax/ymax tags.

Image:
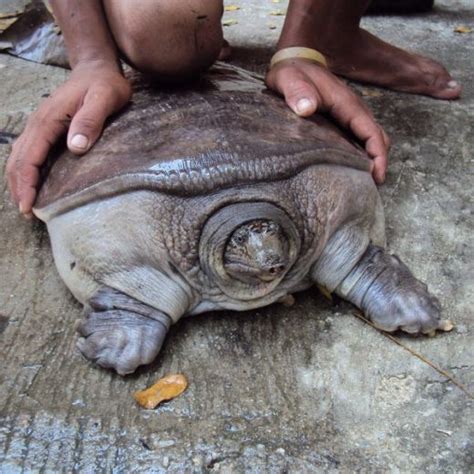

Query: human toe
<box><xmin>419</xmin><ymin>58</ymin><xmax>462</xmax><ymax>99</ymax></box>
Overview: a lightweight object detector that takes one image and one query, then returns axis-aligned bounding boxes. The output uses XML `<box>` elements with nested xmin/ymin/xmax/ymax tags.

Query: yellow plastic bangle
<box><xmin>270</xmin><ymin>47</ymin><xmax>328</xmax><ymax>69</ymax></box>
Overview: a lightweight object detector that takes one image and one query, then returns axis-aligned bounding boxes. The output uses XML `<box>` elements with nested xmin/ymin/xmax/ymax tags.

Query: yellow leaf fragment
<box><xmin>0</xmin><ymin>17</ymin><xmax>17</xmax><ymax>32</ymax></box>
<box><xmin>223</xmin><ymin>18</ymin><xmax>238</xmax><ymax>26</ymax></box>
<box><xmin>134</xmin><ymin>374</ymin><xmax>188</xmax><ymax>410</ymax></box>
<box><xmin>0</xmin><ymin>9</ymin><xmax>24</xmax><ymax>20</ymax></box>
<box><xmin>361</xmin><ymin>88</ymin><xmax>383</xmax><ymax>98</ymax></box>
<box><xmin>224</xmin><ymin>5</ymin><xmax>240</xmax><ymax>11</ymax></box>
<box><xmin>317</xmin><ymin>284</ymin><xmax>333</xmax><ymax>302</ymax></box>
<box><xmin>272</xmin><ymin>0</ymin><xmax>281</xmax><ymax>3</ymax></box>
<box><xmin>270</xmin><ymin>9</ymin><xmax>286</xmax><ymax>16</ymax></box>
<box><xmin>454</xmin><ymin>25</ymin><xmax>472</xmax><ymax>33</ymax></box>
<box><xmin>43</xmin><ymin>0</ymin><xmax>55</xmax><ymax>16</ymax></box>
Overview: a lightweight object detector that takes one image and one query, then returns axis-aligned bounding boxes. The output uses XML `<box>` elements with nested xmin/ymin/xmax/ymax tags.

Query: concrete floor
<box><xmin>0</xmin><ymin>0</ymin><xmax>473</xmax><ymax>472</ymax></box>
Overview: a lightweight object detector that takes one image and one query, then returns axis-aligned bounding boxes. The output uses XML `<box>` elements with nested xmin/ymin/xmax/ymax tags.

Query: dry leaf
<box><xmin>317</xmin><ymin>284</ymin><xmax>333</xmax><ymax>302</ymax></box>
<box><xmin>270</xmin><ymin>9</ymin><xmax>286</xmax><ymax>16</ymax></box>
<box><xmin>272</xmin><ymin>0</ymin><xmax>281</xmax><ymax>3</ymax></box>
<box><xmin>361</xmin><ymin>88</ymin><xmax>383</xmax><ymax>98</ymax></box>
<box><xmin>0</xmin><ymin>9</ymin><xmax>24</xmax><ymax>19</ymax></box>
<box><xmin>134</xmin><ymin>374</ymin><xmax>188</xmax><ymax>410</ymax></box>
<box><xmin>223</xmin><ymin>18</ymin><xmax>238</xmax><ymax>26</ymax></box>
<box><xmin>43</xmin><ymin>0</ymin><xmax>55</xmax><ymax>16</ymax></box>
<box><xmin>268</xmin><ymin>24</ymin><xmax>277</xmax><ymax>30</ymax></box>
<box><xmin>0</xmin><ymin>17</ymin><xmax>18</xmax><ymax>32</ymax></box>
<box><xmin>0</xmin><ymin>41</ymin><xmax>13</xmax><ymax>51</ymax></box>
<box><xmin>224</xmin><ymin>5</ymin><xmax>240</xmax><ymax>11</ymax></box>
<box><xmin>454</xmin><ymin>25</ymin><xmax>473</xmax><ymax>34</ymax></box>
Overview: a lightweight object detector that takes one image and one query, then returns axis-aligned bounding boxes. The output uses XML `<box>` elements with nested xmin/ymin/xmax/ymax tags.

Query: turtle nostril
<box><xmin>269</xmin><ymin>264</ymin><xmax>285</xmax><ymax>275</ymax></box>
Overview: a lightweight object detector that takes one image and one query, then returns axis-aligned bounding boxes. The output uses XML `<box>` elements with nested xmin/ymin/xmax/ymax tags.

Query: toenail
<box><xmin>295</xmin><ymin>98</ymin><xmax>314</xmax><ymax>115</ymax></box>
<box><xmin>447</xmin><ymin>80</ymin><xmax>459</xmax><ymax>89</ymax></box>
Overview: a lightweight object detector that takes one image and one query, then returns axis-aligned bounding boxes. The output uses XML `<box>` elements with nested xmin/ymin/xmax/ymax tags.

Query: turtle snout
<box><xmin>258</xmin><ymin>259</ymin><xmax>287</xmax><ymax>282</ymax></box>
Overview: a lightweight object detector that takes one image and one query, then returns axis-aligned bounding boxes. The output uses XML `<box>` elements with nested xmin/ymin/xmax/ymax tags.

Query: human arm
<box><xmin>265</xmin><ymin>0</ymin><xmax>390</xmax><ymax>184</ymax></box>
<box><xmin>7</xmin><ymin>0</ymin><xmax>131</xmax><ymax>217</ymax></box>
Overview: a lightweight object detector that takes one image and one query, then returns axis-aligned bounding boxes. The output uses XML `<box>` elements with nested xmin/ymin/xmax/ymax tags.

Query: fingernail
<box><xmin>70</xmin><ymin>134</ymin><xmax>89</xmax><ymax>150</ymax></box>
<box><xmin>295</xmin><ymin>98</ymin><xmax>313</xmax><ymax>115</ymax></box>
<box><xmin>19</xmin><ymin>203</ymin><xmax>33</xmax><ymax>219</ymax></box>
<box><xmin>447</xmin><ymin>80</ymin><xmax>459</xmax><ymax>89</ymax></box>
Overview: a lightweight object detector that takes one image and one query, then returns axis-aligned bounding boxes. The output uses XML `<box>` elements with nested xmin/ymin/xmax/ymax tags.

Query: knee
<box><xmin>107</xmin><ymin>1</ymin><xmax>223</xmax><ymax>79</ymax></box>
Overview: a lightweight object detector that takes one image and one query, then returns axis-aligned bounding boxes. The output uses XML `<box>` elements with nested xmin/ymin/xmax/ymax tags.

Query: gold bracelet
<box><xmin>270</xmin><ymin>46</ymin><xmax>328</xmax><ymax>69</ymax></box>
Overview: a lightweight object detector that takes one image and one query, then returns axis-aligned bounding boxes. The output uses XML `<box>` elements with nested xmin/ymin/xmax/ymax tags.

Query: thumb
<box><xmin>267</xmin><ymin>66</ymin><xmax>319</xmax><ymax>117</ymax></box>
<box><xmin>67</xmin><ymin>87</ymin><xmax>122</xmax><ymax>155</ymax></box>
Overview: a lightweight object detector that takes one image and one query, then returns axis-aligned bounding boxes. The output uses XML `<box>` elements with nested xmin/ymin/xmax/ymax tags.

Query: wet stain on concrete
<box><xmin>0</xmin><ymin>314</ymin><xmax>9</xmax><ymax>333</ymax></box>
<box><xmin>0</xmin><ymin>130</ymin><xmax>17</xmax><ymax>144</ymax></box>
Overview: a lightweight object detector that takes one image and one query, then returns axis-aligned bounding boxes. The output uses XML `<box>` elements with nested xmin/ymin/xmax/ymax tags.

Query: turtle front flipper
<box><xmin>77</xmin><ymin>287</ymin><xmax>172</xmax><ymax>375</ymax></box>
<box><xmin>334</xmin><ymin>245</ymin><xmax>451</xmax><ymax>335</ymax></box>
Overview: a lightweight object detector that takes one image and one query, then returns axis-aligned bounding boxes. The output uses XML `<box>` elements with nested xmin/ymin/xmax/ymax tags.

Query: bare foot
<box><xmin>320</xmin><ymin>28</ymin><xmax>461</xmax><ymax>100</ymax></box>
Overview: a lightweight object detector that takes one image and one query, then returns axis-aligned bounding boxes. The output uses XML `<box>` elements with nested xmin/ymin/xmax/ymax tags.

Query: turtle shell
<box><xmin>34</xmin><ymin>63</ymin><xmax>371</xmax><ymax>220</ymax></box>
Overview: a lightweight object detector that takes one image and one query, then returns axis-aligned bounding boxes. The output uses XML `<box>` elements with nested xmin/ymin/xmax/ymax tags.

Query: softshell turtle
<box><xmin>34</xmin><ymin>64</ymin><xmax>449</xmax><ymax>375</ymax></box>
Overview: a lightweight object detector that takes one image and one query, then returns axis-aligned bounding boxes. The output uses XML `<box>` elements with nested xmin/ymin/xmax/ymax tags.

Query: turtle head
<box><xmin>200</xmin><ymin>202</ymin><xmax>301</xmax><ymax>300</ymax></box>
<box><xmin>224</xmin><ymin>220</ymin><xmax>289</xmax><ymax>284</ymax></box>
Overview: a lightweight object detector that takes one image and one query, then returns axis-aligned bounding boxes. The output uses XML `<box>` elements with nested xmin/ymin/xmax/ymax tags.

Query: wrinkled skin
<box><xmin>33</xmin><ymin>65</ymin><xmax>450</xmax><ymax>375</ymax></box>
<box><xmin>41</xmin><ymin>167</ymin><xmax>447</xmax><ymax>375</ymax></box>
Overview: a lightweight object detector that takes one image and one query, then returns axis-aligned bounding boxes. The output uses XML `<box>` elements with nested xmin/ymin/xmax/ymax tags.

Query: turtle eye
<box><xmin>234</xmin><ymin>232</ymin><xmax>247</xmax><ymax>244</ymax></box>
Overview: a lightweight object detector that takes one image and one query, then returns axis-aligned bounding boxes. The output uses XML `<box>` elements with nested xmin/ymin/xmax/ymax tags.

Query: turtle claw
<box><xmin>278</xmin><ymin>294</ymin><xmax>295</xmax><ymax>306</ymax></box>
<box><xmin>438</xmin><ymin>319</ymin><xmax>455</xmax><ymax>332</ymax></box>
<box><xmin>422</xmin><ymin>319</ymin><xmax>454</xmax><ymax>338</ymax></box>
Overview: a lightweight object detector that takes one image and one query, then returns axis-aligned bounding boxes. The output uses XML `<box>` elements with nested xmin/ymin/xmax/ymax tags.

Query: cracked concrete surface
<box><xmin>0</xmin><ymin>0</ymin><xmax>473</xmax><ymax>472</ymax></box>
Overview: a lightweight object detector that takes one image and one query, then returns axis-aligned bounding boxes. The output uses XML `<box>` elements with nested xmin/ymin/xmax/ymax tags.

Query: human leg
<box><xmin>103</xmin><ymin>0</ymin><xmax>224</xmax><ymax>79</ymax></box>
<box><xmin>279</xmin><ymin>0</ymin><xmax>461</xmax><ymax>99</ymax></box>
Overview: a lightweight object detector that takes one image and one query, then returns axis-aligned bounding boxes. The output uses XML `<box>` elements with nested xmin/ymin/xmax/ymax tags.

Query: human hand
<box><xmin>265</xmin><ymin>58</ymin><xmax>390</xmax><ymax>184</ymax></box>
<box><xmin>7</xmin><ymin>60</ymin><xmax>131</xmax><ymax>218</ymax></box>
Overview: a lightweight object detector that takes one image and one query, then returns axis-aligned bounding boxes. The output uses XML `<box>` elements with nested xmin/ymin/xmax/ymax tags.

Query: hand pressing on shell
<box><xmin>266</xmin><ymin>58</ymin><xmax>390</xmax><ymax>184</ymax></box>
<box><xmin>7</xmin><ymin>60</ymin><xmax>131</xmax><ymax>218</ymax></box>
